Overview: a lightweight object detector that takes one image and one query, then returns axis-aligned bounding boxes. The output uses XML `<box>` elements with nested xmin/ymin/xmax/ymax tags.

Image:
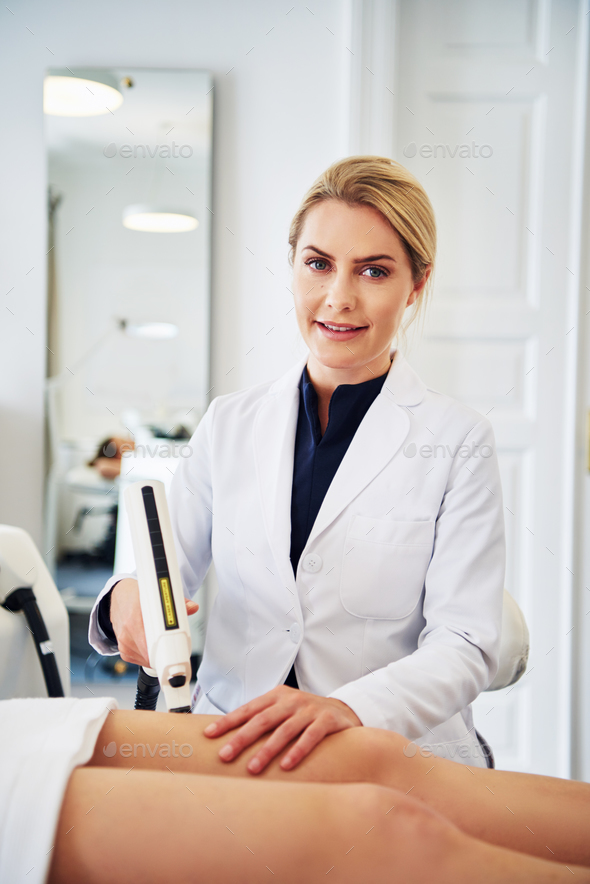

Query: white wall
<box><xmin>574</xmin><ymin>64</ymin><xmax>590</xmax><ymax>781</ymax></box>
<box><xmin>0</xmin><ymin>0</ymin><xmax>349</xmax><ymax>545</ymax></box>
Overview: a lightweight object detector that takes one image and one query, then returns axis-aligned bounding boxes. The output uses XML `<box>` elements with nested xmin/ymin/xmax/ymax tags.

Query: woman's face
<box><xmin>292</xmin><ymin>199</ymin><xmax>429</xmax><ymax>379</ymax></box>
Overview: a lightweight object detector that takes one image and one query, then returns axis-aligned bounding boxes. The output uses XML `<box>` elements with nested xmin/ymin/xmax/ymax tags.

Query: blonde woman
<box><xmin>90</xmin><ymin>156</ymin><xmax>505</xmax><ymax>774</ymax></box>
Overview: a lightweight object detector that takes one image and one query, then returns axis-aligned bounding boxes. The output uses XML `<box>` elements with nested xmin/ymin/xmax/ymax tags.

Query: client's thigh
<box><xmin>47</xmin><ymin>766</ymin><xmax>568</xmax><ymax>884</ymax></box>
<box><xmin>47</xmin><ymin>767</ymin><xmax>443</xmax><ymax>884</ymax></box>
<box><xmin>87</xmin><ymin>709</ymin><xmax>392</xmax><ymax>780</ymax></box>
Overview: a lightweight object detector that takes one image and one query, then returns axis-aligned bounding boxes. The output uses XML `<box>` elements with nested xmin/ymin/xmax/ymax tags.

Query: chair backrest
<box><xmin>0</xmin><ymin>525</ymin><xmax>70</xmax><ymax>699</ymax></box>
<box><xmin>485</xmin><ymin>589</ymin><xmax>530</xmax><ymax>692</ymax></box>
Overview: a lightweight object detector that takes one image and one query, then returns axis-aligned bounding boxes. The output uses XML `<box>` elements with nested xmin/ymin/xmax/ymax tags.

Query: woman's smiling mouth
<box><xmin>316</xmin><ymin>320</ymin><xmax>368</xmax><ymax>341</ymax></box>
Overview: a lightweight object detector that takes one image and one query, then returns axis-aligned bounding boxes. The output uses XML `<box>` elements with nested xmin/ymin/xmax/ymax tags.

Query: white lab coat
<box><xmin>90</xmin><ymin>350</ymin><xmax>505</xmax><ymax>767</ymax></box>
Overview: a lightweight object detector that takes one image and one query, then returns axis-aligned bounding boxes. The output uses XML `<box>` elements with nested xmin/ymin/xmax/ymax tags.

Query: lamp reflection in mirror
<box><xmin>119</xmin><ymin>319</ymin><xmax>179</xmax><ymax>340</ymax></box>
<box><xmin>122</xmin><ymin>204</ymin><xmax>199</xmax><ymax>233</ymax></box>
<box><xmin>44</xmin><ymin>69</ymin><xmax>124</xmax><ymax>117</ymax></box>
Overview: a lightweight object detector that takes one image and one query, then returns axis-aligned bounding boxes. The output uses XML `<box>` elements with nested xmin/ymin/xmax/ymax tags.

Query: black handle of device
<box><xmin>134</xmin><ymin>668</ymin><xmax>191</xmax><ymax>713</ymax></box>
<box><xmin>135</xmin><ymin>667</ymin><xmax>161</xmax><ymax>711</ymax></box>
<box><xmin>3</xmin><ymin>586</ymin><xmax>65</xmax><ymax>698</ymax></box>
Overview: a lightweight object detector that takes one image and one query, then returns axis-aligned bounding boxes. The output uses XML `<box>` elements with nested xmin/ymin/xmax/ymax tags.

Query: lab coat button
<box><xmin>302</xmin><ymin>553</ymin><xmax>322</xmax><ymax>573</ymax></box>
<box><xmin>289</xmin><ymin>623</ymin><xmax>301</xmax><ymax>643</ymax></box>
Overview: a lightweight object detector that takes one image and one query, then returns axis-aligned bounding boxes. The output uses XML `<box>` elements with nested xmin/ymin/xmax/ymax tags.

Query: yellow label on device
<box><xmin>159</xmin><ymin>577</ymin><xmax>177</xmax><ymax>628</ymax></box>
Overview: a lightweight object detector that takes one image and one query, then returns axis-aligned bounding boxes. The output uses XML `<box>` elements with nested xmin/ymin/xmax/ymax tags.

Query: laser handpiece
<box><xmin>124</xmin><ymin>480</ymin><xmax>192</xmax><ymax>713</ymax></box>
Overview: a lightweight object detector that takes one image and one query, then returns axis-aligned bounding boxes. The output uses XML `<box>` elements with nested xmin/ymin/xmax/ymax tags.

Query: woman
<box><xmin>86</xmin><ymin>437</ymin><xmax>136</xmax><ymax>566</ymax></box>
<box><xmin>89</xmin><ymin>156</ymin><xmax>505</xmax><ymax>775</ymax></box>
<box><xmin>87</xmin><ymin>436</ymin><xmax>135</xmax><ymax>480</ymax></box>
<box><xmin>3</xmin><ymin>698</ymin><xmax>587</xmax><ymax>883</ymax></box>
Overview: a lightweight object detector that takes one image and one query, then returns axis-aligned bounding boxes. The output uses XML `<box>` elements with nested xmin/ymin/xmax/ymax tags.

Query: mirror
<box><xmin>43</xmin><ymin>68</ymin><xmax>212</xmax><ymax>690</ymax></box>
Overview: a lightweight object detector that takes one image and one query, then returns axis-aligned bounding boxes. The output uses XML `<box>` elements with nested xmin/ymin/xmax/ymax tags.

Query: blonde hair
<box><xmin>288</xmin><ymin>155</ymin><xmax>436</xmax><ymax>335</ymax></box>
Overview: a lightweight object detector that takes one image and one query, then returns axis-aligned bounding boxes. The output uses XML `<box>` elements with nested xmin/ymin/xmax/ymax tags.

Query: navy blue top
<box><xmin>284</xmin><ymin>364</ymin><xmax>389</xmax><ymax>688</ymax></box>
<box><xmin>289</xmin><ymin>365</ymin><xmax>389</xmax><ymax>575</ymax></box>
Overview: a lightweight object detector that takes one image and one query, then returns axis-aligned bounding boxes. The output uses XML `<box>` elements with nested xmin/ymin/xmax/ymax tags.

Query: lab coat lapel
<box><xmin>253</xmin><ymin>357</ymin><xmax>306</xmax><ymax>597</ymax></box>
<box><xmin>305</xmin><ymin>351</ymin><xmax>427</xmax><ymax>548</ymax></box>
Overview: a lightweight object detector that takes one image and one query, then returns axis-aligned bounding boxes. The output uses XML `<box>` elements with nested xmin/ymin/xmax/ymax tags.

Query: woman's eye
<box><xmin>363</xmin><ymin>266</ymin><xmax>386</xmax><ymax>279</ymax></box>
<box><xmin>305</xmin><ymin>259</ymin><xmax>386</xmax><ymax>277</ymax></box>
<box><xmin>307</xmin><ymin>259</ymin><xmax>328</xmax><ymax>271</ymax></box>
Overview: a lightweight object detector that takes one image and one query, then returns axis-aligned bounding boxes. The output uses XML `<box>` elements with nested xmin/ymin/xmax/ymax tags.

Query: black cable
<box><xmin>134</xmin><ymin>667</ymin><xmax>161</xmax><ymax>711</ymax></box>
<box><xmin>3</xmin><ymin>586</ymin><xmax>65</xmax><ymax>698</ymax></box>
<box><xmin>134</xmin><ymin>668</ymin><xmax>191</xmax><ymax>712</ymax></box>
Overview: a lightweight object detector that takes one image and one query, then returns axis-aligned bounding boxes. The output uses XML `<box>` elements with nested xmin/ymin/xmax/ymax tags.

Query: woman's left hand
<box><xmin>203</xmin><ymin>685</ymin><xmax>362</xmax><ymax>773</ymax></box>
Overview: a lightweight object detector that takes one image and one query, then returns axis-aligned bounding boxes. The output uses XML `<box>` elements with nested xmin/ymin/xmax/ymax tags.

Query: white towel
<box><xmin>0</xmin><ymin>696</ymin><xmax>119</xmax><ymax>884</ymax></box>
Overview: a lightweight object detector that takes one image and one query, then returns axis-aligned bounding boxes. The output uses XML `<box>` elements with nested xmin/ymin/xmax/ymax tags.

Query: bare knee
<box><xmin>325</xmin><ymin>782</ymin><xmax>460</xmax><ymax>881</ymax></box>
<box><xmin>355</xmin><ymin>783</ymin><xmax>457</xmax><ymax>851</ymax></box>
<box><xmin>332</xmin><ymin>780</ymin><xmax>435</xmax><ymax>833</ymax></box>
<box><xmin>339</xmin><ymin>726</ymin><xmax>409</xmax><ymax>780</ymax></box>
<box><xmin>357</xmin><ymin>725</ymin><xmax>408</xmax><ymax>756</ymax></box>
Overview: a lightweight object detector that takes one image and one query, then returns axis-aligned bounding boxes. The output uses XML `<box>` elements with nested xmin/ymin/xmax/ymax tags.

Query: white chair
<box><xmin>486</xmin><ymin>589</ymin><xmax>530</xmax><ymax>691</ymax></box>
<box><xmin>0</xmin><ymin>525</ymin><xmax>70</xmax><ymax>699</ymax></box>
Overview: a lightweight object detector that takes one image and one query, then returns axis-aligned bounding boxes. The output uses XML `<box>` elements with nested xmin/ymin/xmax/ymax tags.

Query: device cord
<box><xmin>135</xmin><ymin>667</ymin><xmax>161</xmax><ymax>710</ymax></box>
<box><xmin>3</xmin><ymin>586</ymin><xmax>65</xmax><ymax>697</ymax></box>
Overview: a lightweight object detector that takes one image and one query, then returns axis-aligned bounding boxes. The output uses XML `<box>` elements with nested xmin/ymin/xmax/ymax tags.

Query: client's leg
<box><xmin>48</xmin><ymin>765</ymin><xmax>587</xmax><ymax>883</ymax></box>
<box><xmin>88</xmin><ymin>710</ymin><xmax>590</xmax><ymax>869</ymax></box>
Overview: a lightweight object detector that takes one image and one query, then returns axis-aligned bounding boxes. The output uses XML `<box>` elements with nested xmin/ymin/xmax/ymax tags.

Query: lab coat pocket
<box><xmin>340</xmin><ymin>516</ymin><xmax>435</xmax><ymax>620</ymax></box>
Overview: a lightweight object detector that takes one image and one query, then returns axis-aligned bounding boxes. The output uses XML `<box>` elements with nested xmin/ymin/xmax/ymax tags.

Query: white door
<box><xmin>345</xmin><ymin>0</ymin><xmax>588</xmax><ymax>775</ymax></box>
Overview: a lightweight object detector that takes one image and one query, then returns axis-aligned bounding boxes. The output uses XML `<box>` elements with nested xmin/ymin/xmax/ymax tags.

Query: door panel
<box><xmin>346</xmin><ymin>0</ymin><xmax>587</xmax><ymax>774</ymax></box>
<box><xmin>398</xmin><ymin>0</ymin><xmax>586</xmax><ymax>775</ymax></box>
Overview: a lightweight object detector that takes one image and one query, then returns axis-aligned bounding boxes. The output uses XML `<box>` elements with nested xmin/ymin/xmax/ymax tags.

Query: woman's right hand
<box><xmin>110</xmin><ymin>578</ymin><xmax>198</xmax><ymax>668</ymax></box>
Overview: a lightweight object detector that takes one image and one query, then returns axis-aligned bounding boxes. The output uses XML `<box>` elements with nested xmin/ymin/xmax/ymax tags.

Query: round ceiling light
<box><xmin>44</xmin><ymin>69</ymin><xmax>124</xmax><ymax>117</ymax></box>
<box><xmin>122</xmin><ymin>204</ymin><xmax>199</xmax><ymax>233</ymax></box>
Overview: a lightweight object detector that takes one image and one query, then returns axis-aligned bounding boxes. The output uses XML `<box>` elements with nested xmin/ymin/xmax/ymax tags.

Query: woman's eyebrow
<box><xmin>352</xmin><ymin>253</ymin><xmax>396</xmax><ymax>264</ymax></box>
<box><xmin>302</xmin><ymin>245</ymin><xmax>396</xmax><ymax>263</ymax></box>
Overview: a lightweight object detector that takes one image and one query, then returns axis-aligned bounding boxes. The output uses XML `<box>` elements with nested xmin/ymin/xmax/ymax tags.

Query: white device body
<box><xmin>124</xmin><ymin>480</ymin><xmax>192</xmax><ymax>711</ymax></box>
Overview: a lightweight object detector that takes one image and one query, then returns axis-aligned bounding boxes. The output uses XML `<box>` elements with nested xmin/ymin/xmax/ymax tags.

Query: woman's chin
<box><xmin>308</xmin><ymin>345</ymin><xmax>368</xmax><ymax>372</ymax></box>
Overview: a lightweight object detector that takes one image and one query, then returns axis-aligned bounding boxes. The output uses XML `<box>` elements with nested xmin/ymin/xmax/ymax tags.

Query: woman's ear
<box><xmin>407</xmin><ymin>265</ymin><xmax>432</xmax><ymax>306</ymax></box>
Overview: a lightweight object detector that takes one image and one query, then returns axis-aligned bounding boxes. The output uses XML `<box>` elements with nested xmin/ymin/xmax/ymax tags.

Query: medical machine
<box><xmin>124</xmin><ymin>480</ymin><xmax>192</xmax><ymax>713</ymax></box>
<box><xmin>0</xmin><ymin>525</ymin><xmax>70</xmax><ymax>700</ymax></box>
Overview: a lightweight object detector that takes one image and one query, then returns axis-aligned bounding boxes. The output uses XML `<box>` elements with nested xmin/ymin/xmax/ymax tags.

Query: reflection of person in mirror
<box><xmin>86</xmin><ymin>436</ymin><xmax>135</xmax><ymax>566</ymax></box>
<box><xmin>87</xmin><ymin>436</ymin><xmax>135</xmax><ymax>479</ymax></box>
<box><xmin>90</xmin><ymin>156</ymin><xmax>505</xmax><ymax>778</ymax></box>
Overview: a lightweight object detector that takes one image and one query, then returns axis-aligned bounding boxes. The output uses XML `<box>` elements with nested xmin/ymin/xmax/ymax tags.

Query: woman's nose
<box><xmin>324</xmin><ymin>271</ymin><xmax>356</xmax><ymax>312</ymax></box>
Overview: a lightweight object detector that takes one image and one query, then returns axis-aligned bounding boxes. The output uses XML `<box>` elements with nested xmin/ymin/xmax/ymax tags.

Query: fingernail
<box><xmin>219</xmin><ymin>745</ymin><xmax>233</xmax><ymax>760</ymax></box>
<box><xmin>204</xmin><ymin>723</ymin><xmax>217</xmax><ymax>735</ymax></box>
<box><xmin>281</xmin><ymin>755</ymin><xmax>293</xmax><ymax>769</ymax></box>
<box><xmin>248</xmin><ymin>758</ymin><xmax>261</xmax><ymax>773</ymax></box>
